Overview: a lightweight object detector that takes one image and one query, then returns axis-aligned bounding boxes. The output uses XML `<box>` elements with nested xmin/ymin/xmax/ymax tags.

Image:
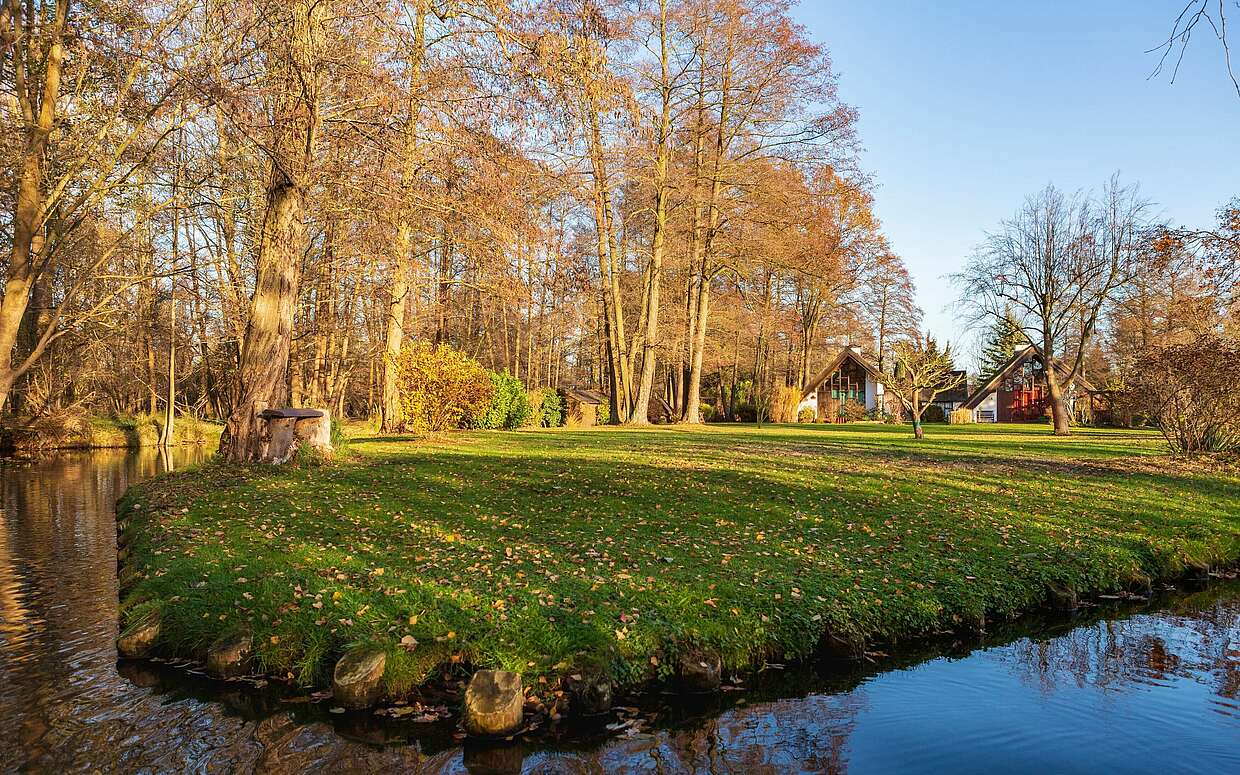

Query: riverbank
<box><xmin>1</xmin><ymin>412</ymin><xmax>221</xmax><ymax>452</ymax></box>
<box><xmin>115</xmin><ymin>423</ymin><xmax>1240</xmax><ymax>724</ymax></box>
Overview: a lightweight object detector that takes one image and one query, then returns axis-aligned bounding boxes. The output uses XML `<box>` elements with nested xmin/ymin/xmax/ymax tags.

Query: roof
<box><xmin>801</xmin><ymin>347</ymin><xmax>885</xmax><ymax>400</ymax></box>
<box><xmin>562</xmin><ymin>387</ymin><xmax>607</xmax><ymax>405</ymax></box>
<box><xmin>961</xmin><ymin>344</ymin><xmax>1097</xmax><ymax>410</ymax></box>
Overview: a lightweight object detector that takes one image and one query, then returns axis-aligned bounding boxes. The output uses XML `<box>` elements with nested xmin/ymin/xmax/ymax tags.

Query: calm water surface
<box><xmin>0</xmin><ymin>448</ymin><xmax>1237</xmax><ymax>774</ymax></box>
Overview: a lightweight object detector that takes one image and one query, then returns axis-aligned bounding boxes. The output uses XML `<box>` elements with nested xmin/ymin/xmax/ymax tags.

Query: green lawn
<box><xmin>117</xmin><ymin>422</ymin><xmax>1240</xmax><ymax>703</ymax></box>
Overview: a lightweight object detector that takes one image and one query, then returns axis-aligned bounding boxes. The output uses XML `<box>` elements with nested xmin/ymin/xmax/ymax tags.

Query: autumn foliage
<box><xmin>394</xmin><ymin>342</ymin><xmax>493</xmax><ymax>433</ymax></box>
<box><xmin>1123</xmin><ymin>335</ymin><xmax>1240</xmax><ymax>454</ymax></box>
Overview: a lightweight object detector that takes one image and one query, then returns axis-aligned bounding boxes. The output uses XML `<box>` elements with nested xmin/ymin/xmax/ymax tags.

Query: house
<box><xmin>561</xmin><ymin>387</ymin><xmax>607</xmax><ymax>426</ymax></box>
<box><xmin>561</xmin><ymin>388</ymin><xmax>677</xmax><ymax>426</ymax></box>
<box><xmin>927</xmin><ymin>370</ymin><xmax>970</xmax><ymax>414</ymax></box>
<box><xmin>798</xmin><ymin>346</ymin><xmax>897</xmax><ymax>422</ymax></box>
<box><xmin>960</xmin><ymin>344</ymin><xmax>1096</xmax><ymax>423</ymax></box>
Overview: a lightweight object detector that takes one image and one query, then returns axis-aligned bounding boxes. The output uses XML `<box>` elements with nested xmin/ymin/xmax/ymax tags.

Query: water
<box><xmin>1</xmin><ymin>448</ymin><xmax>1237</xmax><ymax>774</ymax></box>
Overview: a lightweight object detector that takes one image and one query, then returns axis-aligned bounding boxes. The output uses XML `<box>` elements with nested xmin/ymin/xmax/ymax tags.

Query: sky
<box><xmin>792</xmin><ymin>0</ymin><xmax>1240</xmax><ymax>365</ymax></box>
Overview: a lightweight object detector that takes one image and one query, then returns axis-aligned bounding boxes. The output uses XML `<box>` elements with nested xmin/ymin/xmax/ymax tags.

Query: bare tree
<box><xmin>220</xmin><ymin>0</ymin><xmax>326</xmax><ymax>460</ymax></box>
<box><xmin>955</xmin><ymin>179</ymin><xmax>1148</xmax><ymax>435</ymax></box>
<box><xmin>887</xmin><ymin>335</ymin><xmax>964</xmax><ymax>439</ymax></box>
<box><xmin>1150</xmin><ymin>0</ymin><xmax>1239</xmax><ymax>96</ymax></box>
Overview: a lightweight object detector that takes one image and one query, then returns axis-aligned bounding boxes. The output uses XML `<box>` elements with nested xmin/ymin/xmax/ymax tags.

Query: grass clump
<box><xmin>117</xmin><ymin>423</ymin><xmax>1240</xmax><ymax>702</ymax></box>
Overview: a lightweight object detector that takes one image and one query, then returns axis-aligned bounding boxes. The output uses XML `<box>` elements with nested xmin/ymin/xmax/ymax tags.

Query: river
<box><xmin>1</xmin><ymin>448</ymin><xmax>1236</xmax><ymax>773</ymax></box>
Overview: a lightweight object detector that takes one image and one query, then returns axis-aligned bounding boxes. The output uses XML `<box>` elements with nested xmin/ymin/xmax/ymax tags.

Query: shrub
<box><xmin>949</xmin><ymin>408</ymin><xmax>974</xmax><ymax>424</ymax></box>
<box><xmin>733</xmin><ymin>403</ymin><xmax>758</xmax><ymax>423</ymax></box>
<box><xmin>597</xmin><ymin>401</ymin><xmax>611</xmax><ymax>425</ymax></box>
<box><xmin>797</xmin><ymin>407</ymin><xmax>814</xmax><ymax>423</ymax></box>
<box><xmin>771</xmin><ymin>386</ymin><xmax>802</xmax><ymax>423</ymax></box>
<box><xmin>1122</xmin><ymin>335</ymin><xmax>1240</xmax><ymax>454</ymax></box>
<box><xmin>529</xmin><ymin>387</ymin><xmax>564</xmax><ymax>427</ymax></box>
<box><xmin>464</xmin><ymin>371</ymin><xmax>531</xmax><ymax>430</ymax></box>
<box><xmin>883</xmin><ymin>412</ymin><xmax>902</xmax><ymax>425</ymax></box>
<box><xmin>840</xmin><ymin>399</ymin><xmax>867</xmax><ymax>423</ymax></box>
<box><xmin>394</xmin><ymin>341</ymin><xmax>494</xmax><ymax>433</ymax></box>
<box><xmin>923</xmin><ymin>404</ymin><xmax>946</xmax><ymax>423</ymax></box>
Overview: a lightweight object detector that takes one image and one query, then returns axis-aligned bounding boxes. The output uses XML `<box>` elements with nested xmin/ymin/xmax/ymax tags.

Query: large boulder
<box><xmin>332</xmin><ymin>647</ymin><xmax>387</xmax><ymax>708</ymax></box>
<box><xmin>463</xmin><ymin>670</ymin><xmax>525</xmax><ymax>737</ymax></box>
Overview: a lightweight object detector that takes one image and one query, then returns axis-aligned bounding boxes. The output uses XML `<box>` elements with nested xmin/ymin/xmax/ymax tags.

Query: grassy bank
<box><xmin>1</xmin><ymin>412</ymin><xmax>222</xmax><ymax>452</ymax></box>
<box><xmin>117</xmin><ymin>423</ymin><xmax>1240</xmax><ymax>707</ymax></box>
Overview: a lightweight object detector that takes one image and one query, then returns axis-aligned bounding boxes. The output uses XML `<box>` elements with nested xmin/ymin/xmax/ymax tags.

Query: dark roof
<box><xmin>961</xmin><ymin>344</ymin><xmax>1097</xmax><ymax>410</ymax></box>
<box><xmin>801</xmin><ymin>348</ymin><xmax>885</xmax><ymax>400</ymax></box>
<box><xmin>562</xmin><ymin>387</ymin><xmax>607</xmax><ymax>405</ymax></box>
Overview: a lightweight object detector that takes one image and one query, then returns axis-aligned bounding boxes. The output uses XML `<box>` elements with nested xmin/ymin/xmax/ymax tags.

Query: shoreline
<box><xmin>1</xmin><ymin>413</ymin><xmax>222</xmax><ymax>453</ymax></box>
<box><xmin>111</xmin><ymin>425</ymin><xmax>1240</xmax><ymax>733</ymax></box>
<box><xmin>113</xmin><ymin>576</ymin><xmax>1240</xmax><ymax>746</ymax></box>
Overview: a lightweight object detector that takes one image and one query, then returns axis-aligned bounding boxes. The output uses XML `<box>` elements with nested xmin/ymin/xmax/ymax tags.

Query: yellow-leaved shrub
<box><xmin>394</xmin><ymin>341</ymin><xmax>494</xmax><ymax>432</ymax></box>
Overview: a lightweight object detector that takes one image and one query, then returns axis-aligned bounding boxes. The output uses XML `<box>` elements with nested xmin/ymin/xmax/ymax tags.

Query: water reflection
<box><xmin>0</xmin><ymin>448</ymin><xmax>1236</xmax><ymax>774</ymax></box>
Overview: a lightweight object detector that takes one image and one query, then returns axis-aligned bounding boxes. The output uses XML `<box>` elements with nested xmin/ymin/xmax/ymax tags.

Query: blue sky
<box><xmin>793</xmin><ymin>1</ymin><xmax>1240</xmax><ymax>364</ymax></box>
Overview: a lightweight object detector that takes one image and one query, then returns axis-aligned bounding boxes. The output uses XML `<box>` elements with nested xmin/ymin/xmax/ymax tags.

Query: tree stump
<box><xmin>255</xmin><ymin>407</ymin><xmax>333</xmax><ymax>463</ymax></box>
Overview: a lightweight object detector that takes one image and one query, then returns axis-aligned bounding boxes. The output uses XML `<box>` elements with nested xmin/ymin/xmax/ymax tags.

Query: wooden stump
<box><xmin>255</xmin><ymin>407</ymin><xmax>333</xmax><ymax>464</ymax></box>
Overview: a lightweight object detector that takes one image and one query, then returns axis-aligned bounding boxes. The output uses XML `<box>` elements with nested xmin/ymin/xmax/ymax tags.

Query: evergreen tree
<box><xmin>979</xmin><ymin>312</ymin><xmax>1024</xmax><ymax>378</ymax></box>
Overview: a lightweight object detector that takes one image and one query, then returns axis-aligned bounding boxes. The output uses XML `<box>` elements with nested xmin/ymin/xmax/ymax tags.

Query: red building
<box><xmin>961</xmin><ymin>344</ymin><xmax>1097</xmax><ymax>423</ymax></box>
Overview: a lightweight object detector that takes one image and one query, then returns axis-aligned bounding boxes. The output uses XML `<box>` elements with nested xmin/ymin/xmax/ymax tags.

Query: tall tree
<box><xmin>220</xmin><ymin>0</ymin><xmax>326</xmax><ymax>460</ymax></box>
<box><xmin>956</xmin><ymin>179</ymin><xmax>1147</xmax><ymax>435</ymax></box>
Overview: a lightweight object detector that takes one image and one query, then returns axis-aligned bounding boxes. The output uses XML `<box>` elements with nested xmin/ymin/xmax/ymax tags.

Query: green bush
<box><xmin>533</xmin><ymin>388</ymin><xmax>564</xmax><ymax>427</ymax></box>
<box><xmin>597</xmin><ymin>402</ymin><xmax>611</xmax><ymax>425</ymax></box>
<box><xmin>463</xmin><ymin>371</ymin><xmax>531</xmax><ymax>430</ymax></box>
<box><xmin>797</xmin><ymin>407</ymin><xmax>814</xmax><ymax>423</ymax></box>
<box><xmin>923</xmin><ymin>404</ymin><xmax>946</xmax><ymax>423</ymax></box>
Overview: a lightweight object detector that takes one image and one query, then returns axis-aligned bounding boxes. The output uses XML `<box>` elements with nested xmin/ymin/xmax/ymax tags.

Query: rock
<box><xmin>463</xmin><ymin>670</ymin><xmax>525</xmax><ymax>737</ymax></box>
<box><xmin>117</xmin><ymin>608</ymin><xmax>161</xmax><ymax>657</ymax></box>
<box><xmin>1185</xmin><ymin>562</ymin><xmax>1212</xmax><ymax>583</ymax></box>
<box><xmin>1046</xmin><ymin>581</ymin><xmax>1077</xmax><ymax>611</ymax></box>
<box><xmin>820</xmin><ymin>630</ymin><xmax>865</xmax><ymax>661</ymax></box>
<box><xmin>332</xmin><ymin>647</ymin><xmax>387</xmax><ymax>708</ymax></box>
<box><xmin>207</xmin><ymin>629</ymin><xmax>253</xmax><ymax>678</ymax></box>
<box><xmin>678</xmin><ymin>651</ymin><xmax>721</xmax><ymax>692</ymax></box>
<box><xmin>568</xmin><ymin>673</ymin><xmax>613</xmax><ymax>715</ymax></box>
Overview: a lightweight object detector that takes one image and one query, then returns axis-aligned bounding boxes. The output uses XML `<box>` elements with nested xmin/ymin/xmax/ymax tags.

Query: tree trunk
<box><xmin>0</xmin><ymin>0</ymin><xmax>67</xmax><ymax>413</ymax></box>
<box><xmin>628</xmin><ymin>0</ymin><xmax>674</xmax><ymax>426</ymax></box>
<box><xmin>1044</xmin><ymin>363</ymin><xmax>1072</xmax><ymax>435</ymax></box>
<box><xmin>220</xmin><ymin>0</ymin><xmax>323</xmax><ymax>462</ymax></box>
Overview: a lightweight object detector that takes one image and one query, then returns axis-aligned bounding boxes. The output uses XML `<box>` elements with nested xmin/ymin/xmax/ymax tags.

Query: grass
<box><xmin>117</xmin><ymin>422</ymin><xmax>1240</xmax><ymax>706</ymax></box>
<box><xmin>0</xmin><ymin>410</ymin><xmax>222</xmax><ymax>451</ymax></box>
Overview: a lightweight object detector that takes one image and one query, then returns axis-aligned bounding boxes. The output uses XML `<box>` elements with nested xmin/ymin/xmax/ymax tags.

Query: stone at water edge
<box><xmin>677</xmin><ymin>651</ymin><xmax>721</xmax><ymax>692</ymax></box>
<box><xmin>207</xmin><ymin>630</ymin><xmax>253</xmax><ymax>678</ymax></box>
<box><xmin>332</xmin><ymin>648</ymin><xmax>387</xmax><ymax>708</ymax></box>
<box><xmin>820</xmin><ymin>630</ymin><xmax>865</xmax><ymax>661</ymax></box>
<box><xmin>1046</xmin><ymin>581</ymin><xmax>1078</xmax><ymax>611</ymax></box>
<box><xmin>117</xmin><ymin>608</ymin><xmax>161</xmax><ymax>657</ymax></box>
<box><xmin>569</xmin><ymin>673</ymin><xmax>614</xmax><ymax>715</ymax></box>
<box><xmin>463</xmin><ymin>670</ymin><xmax>525</xmax><ymax>736</ymax></box>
